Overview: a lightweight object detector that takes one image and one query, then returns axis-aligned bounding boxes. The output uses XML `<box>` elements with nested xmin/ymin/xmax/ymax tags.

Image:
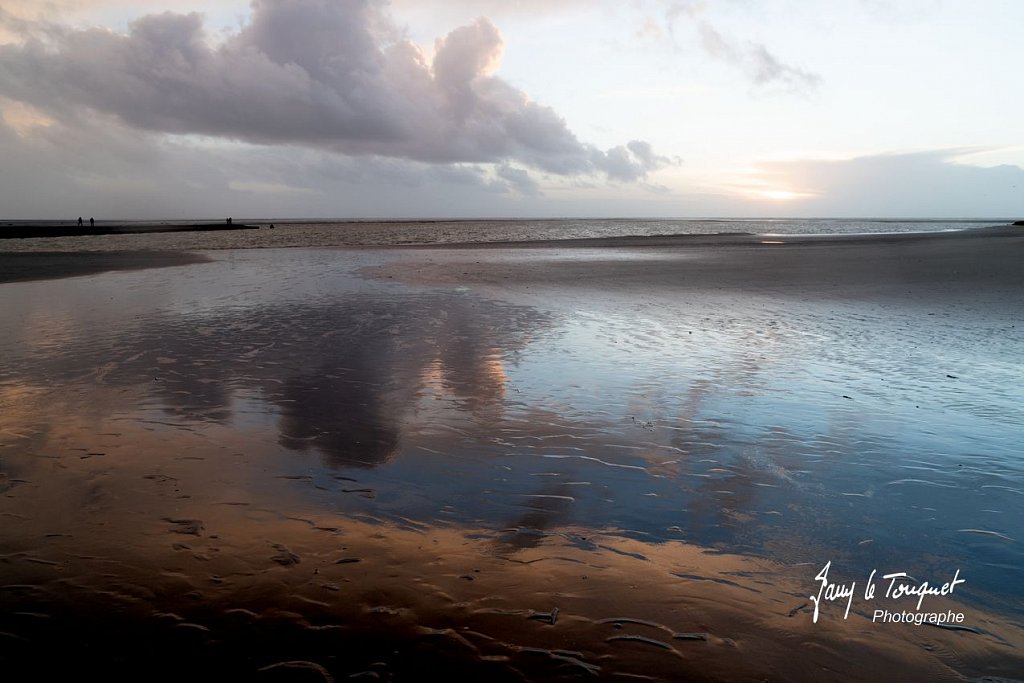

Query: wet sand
<box><xmin>367</xmin><ymin>224</ymin><xmax>1024</xmax><ymax>298</ymax></box>
<box><xmin>0</xmin><ymin>251</ymin><xmax>211</xmax><ymax>284</ymax></box>
<box><xmin>1</xmin><ymin>228</ymin><xmax>1023</xmax><ymax>681</ymax></box>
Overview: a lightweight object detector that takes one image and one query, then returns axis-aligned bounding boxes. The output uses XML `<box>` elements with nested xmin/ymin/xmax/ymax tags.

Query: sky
<box><xmin>0</xmin><ymin>0</ymin><xmax>1022</xmax><ymax>219</ymax></box>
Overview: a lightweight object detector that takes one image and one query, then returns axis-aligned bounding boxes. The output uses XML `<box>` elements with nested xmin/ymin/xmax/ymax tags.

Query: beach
<box><xmin>1</xmin><ymin>226</ymin><xmax>1022</xmax><ymax>681</ymax></box>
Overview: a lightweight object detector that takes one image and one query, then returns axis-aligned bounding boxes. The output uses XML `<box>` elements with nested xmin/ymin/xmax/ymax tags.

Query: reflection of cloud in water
<box><xmin>275</xmin><ymin>343</ymin><xmax>404</xmax><ymax>467</ymax></box>
<box><xmin>1</xmin><ymin>293</ymin><xmax>550</xmax><ymax>468</ymax></box>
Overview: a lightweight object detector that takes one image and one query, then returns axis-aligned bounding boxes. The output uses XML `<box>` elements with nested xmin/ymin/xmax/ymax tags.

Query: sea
<box><xmin>0</xmin><ymin>217</ymin><xmax>1014</xmax><ymax>251</ymax></box>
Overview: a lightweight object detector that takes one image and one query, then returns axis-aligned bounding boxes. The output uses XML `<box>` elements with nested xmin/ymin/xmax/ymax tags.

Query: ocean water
<box><xmin>0</xmin><ymin>217</ymin><xmax>1012</xmax><ymax>251</ymax></box>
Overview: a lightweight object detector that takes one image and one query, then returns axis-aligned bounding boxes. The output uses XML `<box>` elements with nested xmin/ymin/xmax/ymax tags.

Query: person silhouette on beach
<box><xmin>227</xmin><ymin>217</ymin><xmax>232</xmax><ymax>225</ymax></box>
<box><xmin>78</xmin><ymin>217</ymin><xmax>83</xmax><ymax>227</ymax></box>
<box><xmin>89</xmin><ymin>217</ymin><xmax>94</xmax><ymax>227</ymax></box>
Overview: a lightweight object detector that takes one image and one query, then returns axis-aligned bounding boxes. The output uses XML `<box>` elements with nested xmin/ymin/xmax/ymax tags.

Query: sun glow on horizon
<box><xmin>753</xmin><ymin>189</ymin><xmax>814</xmax><ymax>201</ymax></box>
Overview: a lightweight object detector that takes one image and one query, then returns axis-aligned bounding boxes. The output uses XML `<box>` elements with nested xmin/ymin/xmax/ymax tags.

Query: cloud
<box><xmin>495</xmin><ymin>163</ymin><xmax>540</xmax><ymax>196</ymax></box>
<box><xmin>0</xmin><ymin>107</ymin><xmax>558</xmax><ymax>218</ymax></box>
<box><xmin>0</xmin><ymin>0</ymin><xmax>664</xmax><ymax>180</ymax></box>
<box><xmin>662</xmin><ymin>2</ymin><xmax>822</xmax><ymax>93</ymax></box>
<box><xmin>4</xmin><ymin>100</ymin><xmax>1017</xmax><ymax>219</ymax></box>
<box><xmin>748</xmin><ymin>150</ymin><xmax>1024</xmax><ymax>216</ymax></box>
<box><xmin>596</xmin><ymin>139</ymin><xmax>674</xmax><ymax>183</ymax></box>
<box><xmin>392</xmin><ymin>0</ymin><xmax>594</xmax><ymax>19</ymax></box>
<box><xmin>699</xmin><ymin>23</ymin><xmax>821</xmax><ymax>92</ymax></box>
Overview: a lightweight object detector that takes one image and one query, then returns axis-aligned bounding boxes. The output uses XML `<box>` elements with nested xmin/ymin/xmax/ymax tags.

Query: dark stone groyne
<box><xmin>0</xmin><ymin>223</ymin><xmax>259</xmax><ymax>240</ymax></box>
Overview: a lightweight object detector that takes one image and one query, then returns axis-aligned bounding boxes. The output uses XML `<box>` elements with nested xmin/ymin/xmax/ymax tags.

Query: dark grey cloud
<box><xmin>0</xmin><ymin>0</ymin><xmax>664</xmax><ymax>180</ymax></box>
<box><xmin>0</xmin><ymin>110</ymin><xmax>559</xmax><ymax>218</ymax></box>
